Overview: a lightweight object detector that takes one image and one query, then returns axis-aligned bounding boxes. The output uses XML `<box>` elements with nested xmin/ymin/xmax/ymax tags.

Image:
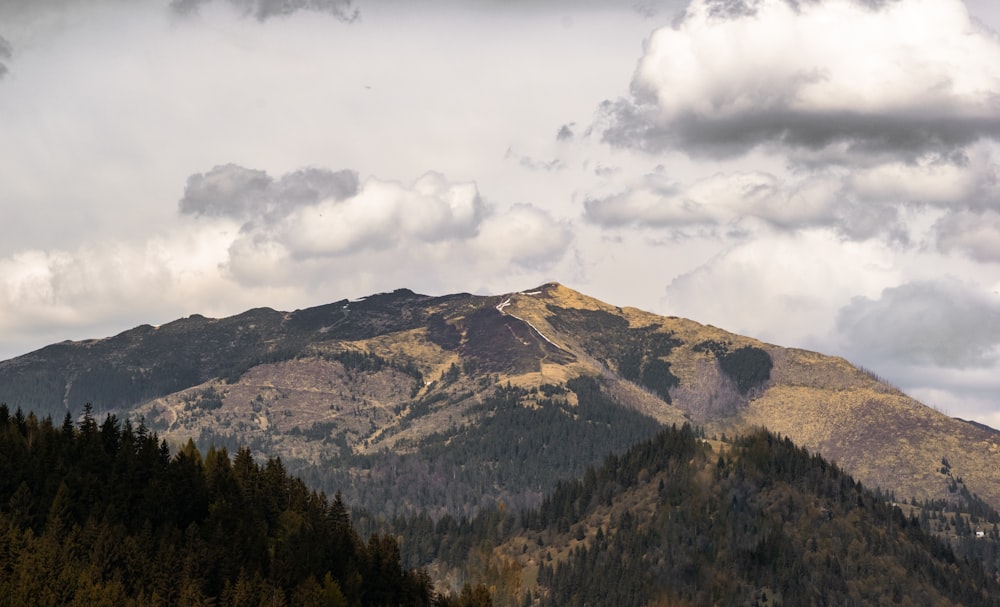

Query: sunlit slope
<box><xmin>508</xmin><ymin>283</ymin><xmax>1000</xmax><ymax>510</ymax></box>
<box><xmin>1</xmin><ymin>281</ymin><xmax>998</xmax><ymax>514</ymax></box>
<box><xmin>742</xmin><ymin>354</ymin><xmax>1000</xmax><ymax>508</ymax></box>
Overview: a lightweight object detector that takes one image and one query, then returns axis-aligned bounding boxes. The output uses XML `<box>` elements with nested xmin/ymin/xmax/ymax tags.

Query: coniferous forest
<box><xmin>379</xmin><ymin>426</ymin><xmax>1000</xmax><ymax>607</ymax></box>
<box><xmin>0</xmin><ymin>403</ymin><xmax>489</xmax><ymax>607</ymax></box>
<box><xmin>529</xmin><ymin>430</ymin><xmax>1000</xmax><ymax>606</ymax></box>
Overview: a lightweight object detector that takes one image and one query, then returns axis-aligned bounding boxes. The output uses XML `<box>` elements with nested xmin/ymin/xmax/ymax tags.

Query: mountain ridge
<box><xmin>1</xmin><ymin>281</ymin><xmax>998</xmax><ymax>518</ymax></box>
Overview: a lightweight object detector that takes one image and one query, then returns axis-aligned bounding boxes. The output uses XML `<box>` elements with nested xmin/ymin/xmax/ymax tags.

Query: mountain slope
<box><xmin>1</xmin><ymin>282</ymin><xmax>998</xmax><ymax>517</ymax></box>
<box><xmin>502</xmin><ymin>284</ymin><xmax>1000</xmax><ymax>511</ymax></box>
<box><xmin>422</xmin><ymin>425</ymin><xmax>1000</xmax><ymax>607</ymax></box>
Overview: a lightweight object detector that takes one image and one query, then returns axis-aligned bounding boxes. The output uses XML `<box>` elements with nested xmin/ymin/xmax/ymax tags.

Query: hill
<box><xmin>408</xmin><ymin>424</ymin><xmax>1000</xmax><ymax>607</ymax></box>
<box><xmin>1</xmin><ymin>282</ymin><xmax>998</xmax><ymax>518</ymax></box>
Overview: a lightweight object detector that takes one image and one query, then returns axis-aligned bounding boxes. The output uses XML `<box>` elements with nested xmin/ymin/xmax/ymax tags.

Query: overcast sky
<box><xmin>2</xmin><ymin>0</ymin><xmax>1000</xmax><ymax>426</ymax></box>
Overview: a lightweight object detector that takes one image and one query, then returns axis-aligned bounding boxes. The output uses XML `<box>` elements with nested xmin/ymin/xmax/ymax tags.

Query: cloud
<box><xmin>179</xmin><ymin>164</ymin><xmax>359</xmax><ymax>222</ymax></box>
<box><xmin>601</xmin><ymin>0</ymin><xmax>1000</xmax><ymax>159</ymax></box>
<box><xmin>583</xmin><ymin>143</ymin><xmax>1000</xmax><ymax>244</ymax></box>
<box><xmin>0</xmin><ymin>35</ymin><xmax>10</xmax><ymax>79</ymax></box>
<box><xmin>847</xmin><ymin>148</ymin><xmax>1000</xmax><ymax>209</ymax></box>
<box><xmin>582</xmin><ymin>169</ymin><xmax>914</xmax><ymax>242</ymax></box>
<box><xmin>664</xmin><ymin>230</ymin><xmax>898</xmax><ymax>345</ymax></box>
<box><xmin>0</xmin><ymin>228</ymin><xmax>237</xmax><ymax>336</ymax></box>
<box><xmin>934</xmin><ymin>210</ymin><xmax>1000</xmax><ymax>262</ymax></box>
<box><xmin>273</xmin><ymin>172</ymin><xmax>486</xmax><ymax>258</ymax></box>
<box><xmin>556</xmin><ymin>123</ymin><xmax>575</xmax><ymax>141</ymax></box>
<box><xmin>471</xmin><ymin>203</ymin><xmax>573</xmax><ymax>268</ymax></box>
<box><xmin>584</xmin><ymin>171</ymin><xmax>841</xmax><ymax>231</ymax></box>
<box><xmin>200</xmin><ymin>166</ymin><xmax>571</xmax><ymax>287</ymax></box>
<box><xmin>179</xmin><ymin>165</ymin><xmax>273</xmax><ymax>219</ymax></box>
<box><xmin>504</xmin><ymin>148</ymin><xmax>564</xmax><ymax>172</ymax></box>
<box><xmin>170</xmin><ymin>0</ymin><xmax>358</xmax><ymax>21</ymax></box>
<box><xmin>836</xmin><ymin>280</ymin><xmax>1000</xmax><ymax>368</ymax></box>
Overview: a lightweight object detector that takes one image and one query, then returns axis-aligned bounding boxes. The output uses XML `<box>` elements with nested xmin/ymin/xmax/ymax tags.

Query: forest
<box><xmin>5</xmin><ymin>397</ymin><xmax>1000</xmax><ymax>606</ymax></box>
<box><xmin>0</xmin><ymin>403</ymin><xmax>487</xmax><ymax>607</ymax></box>
<box><xmin>199</xmin><ymin>379</ymin><xmax>667</xmax><ymax>519</ymax></box>
<box><xmin>378</xmin><ymin>426</ymin><xmax>1000</xmax><ymax>607</ymax></box>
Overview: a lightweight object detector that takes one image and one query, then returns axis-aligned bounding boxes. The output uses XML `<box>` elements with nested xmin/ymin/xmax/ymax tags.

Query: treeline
<box><xmin>0</xmin><ymin>403</ymin><xmax>487</xmax><ymax>607</ymax></box>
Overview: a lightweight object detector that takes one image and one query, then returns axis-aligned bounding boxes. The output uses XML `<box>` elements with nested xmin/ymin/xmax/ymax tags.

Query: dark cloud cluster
<box><xmin>702</xmin><ymin>0</ymin><xmax>900</xmax><ymax>20</ymax></box>
<box><xmin>602</xmin><ymin>102</ymin><xmax>1000</xmax><ymax>161</ymax></box>
<box><xmin>170</xmin><ymin>0</ymin><xmax>358</xmax><ymax>21</ymax></box>
<box><xmin>836</xmin><ymin>281</ymin><xmax>1000</xmax><ymax>369</ymax></box>
<box><xmin>179</xmin><ymin>164</ymin><xmax>359</xmax><ymax>222</ymax></box>
<box><xmin>556</xmin><ymin>123</ymin><xmax>575</xmax><ymax>141</ymax></box>
<box><xmin>705</xmin><ymin>0</ymin><xmax>762</xmax><ymax>19</ymax></box>
<box><xmin>0</xmin><ymin>36</ymin><xmax>11</xmax><ymax>79</ymax></box>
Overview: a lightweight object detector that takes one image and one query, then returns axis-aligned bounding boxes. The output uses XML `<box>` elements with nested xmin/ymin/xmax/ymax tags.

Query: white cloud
<box><xmin>603</xmin><ymin>0</ymin><xmax>1000</xmax><ymax>157</ymax></box>
<box><xmin>471</xmin><ymin>203</ymin><xmax>574</xmax><ymax>268</ymax></box>
<box><xmin>224</xmin><ymin>232</ymin><xmax>295</xmax><ymax>287</ymax></box>
<box><xmin>223</xmin><ymin>170</ymin><xmax>573</xmax><ymax>285</ymax></box>
<box><xmin>234</xmin><ymin>171</ymin><xmax>486</xmax><ymax>258</ymax></box>
<box><xmin>582</xmin><ymin>141</ymin><xmax>1000</xmax><ymax>248</ymax></box>
<box><xmin>0</xmin><ymin>225</ymin><xmax>237</xmax><ymax>335</ymax></box>
<box><xmin>664</xmin><ymin>229</ymin><xmax>898</xmax><ymax>345</ymax></box>
<box><xmin>584</xmin><ymin>170</ymin><xmax>842</xmax><ymax>231</ymax></box>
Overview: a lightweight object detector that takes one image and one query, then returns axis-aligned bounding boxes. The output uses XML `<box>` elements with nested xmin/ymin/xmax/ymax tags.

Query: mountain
<box><xmin>1</xmin><ymin>282</ymin><xmax>998</xmax><ymax>518</ymax></box>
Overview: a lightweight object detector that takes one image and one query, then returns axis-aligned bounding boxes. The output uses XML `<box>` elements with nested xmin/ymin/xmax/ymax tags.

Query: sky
<box><xmin>2</xmin><ymin>0</ymin><xmax>1000</xmax><ymax>426</ymax></box>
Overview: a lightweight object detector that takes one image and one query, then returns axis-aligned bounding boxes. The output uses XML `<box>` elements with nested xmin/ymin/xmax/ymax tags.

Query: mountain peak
<box><xmin>2</xmin><ymin>284</ymin><xmax>1000</xmax><ymax>518</ymax></box>
<box><xmin>508</xmin><ymin>281</ymin><xmax>614</xmax><ymax>311</ymax></box>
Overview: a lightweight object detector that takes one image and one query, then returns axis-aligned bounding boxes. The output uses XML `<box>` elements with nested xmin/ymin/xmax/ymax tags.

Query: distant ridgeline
<box><xmin>0</xmin><ymin>403</ymin><xmax>488</xmax><ymax>607</ymax></box>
